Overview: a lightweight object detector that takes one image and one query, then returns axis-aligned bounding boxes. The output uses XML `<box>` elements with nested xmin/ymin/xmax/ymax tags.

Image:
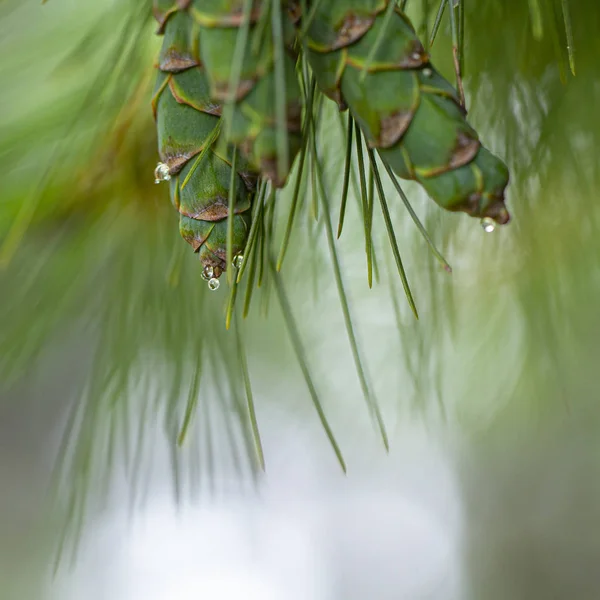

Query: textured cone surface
<box><xmin>194</xmin><ymin>0</ymin><xmax>303</xmax><ymax>187</ymax></box>
<box><xmin>153</xmin><ymin>1</ymin><xmax>256</xmax><ymax>277</ymax></box>
<box><xmin>303</xmin><ymin>1</ymin><xmax>510</xmax><ymax>224</ymax></box>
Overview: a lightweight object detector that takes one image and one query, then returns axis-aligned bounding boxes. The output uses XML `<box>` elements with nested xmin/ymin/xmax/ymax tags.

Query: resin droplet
<box><xmin>233</xmin><ymin>254</ymin><xmax>244</xmax><ymax>269</ymax></box>
<box><xmin>208</xmin><ymin>277</ymin><xmax>220</xmax><ymax>291</ymax></box>
<box><xmin>201</xmin><ymin>265</ymin><xmax>214</xmax><ymax>281</ymax></box>
<box><xmin>422</xmin><ymin>67</ymin><xmax>433</xmax><ymax>78</ymax></box>
<box><xmin>481</xmin><ymin>217</ymin><xmax>496</xmax><ymax>233</ymax></box>
<box><xmin>154</xmin><ymin>162</ymin><xmax>171</xmax><ymax>184</ymax></box>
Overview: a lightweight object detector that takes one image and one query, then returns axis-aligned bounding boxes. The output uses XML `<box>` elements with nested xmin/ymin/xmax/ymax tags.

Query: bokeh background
<box><xmin>1</xmin><ymin>1</ymin><xmax>600</xmax><ymax>599</ymax></box>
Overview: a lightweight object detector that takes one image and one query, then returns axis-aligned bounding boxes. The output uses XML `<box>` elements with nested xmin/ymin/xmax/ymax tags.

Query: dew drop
<box><xmin>422</xmin><ymin>67</ymin><xmax>433</xmax><ymax>78</ymax></box>
<box><xmin>154</xmin><ymin>162</ymin><xmax>171</xmax><ymax>184</ymax></box>
<box><xmin>208</xmin><ymin>277</ymin><xmax>220</xmax><ymax>291</ymax></box>
<box><xmin>412</xmin><ymin>52</ymin><xmax>422</xmax><ymax>61</ymax></box>
<box><xmin>233</xmin><ymin>254</ymin><xmax>244</xmax><ymax>269</ymax></box>
<box><xmin>201</xmin><ymin>265</ymin><xmax>214</xmax><ymax>281</ymax></box>
<box><xmin>481</xmin><ymin>217</ymin><xmax>496</xmax><ymax>233</ymax></box>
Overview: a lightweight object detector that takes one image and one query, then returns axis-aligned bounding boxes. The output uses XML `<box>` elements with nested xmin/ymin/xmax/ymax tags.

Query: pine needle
<box><xmin>177</xmin><ymin>353</ymin><xmax>202</xmax><ymax>446</ymax></box>
<box><xmin>222</xmin><ymin>0</ymin><xmax>253</xmax><ymax>141</ymax></box>
<box><xmin>367</xmin><ymin>161</ymin><xmax>377</xmax><ymax>283</ymax></box>
<box><xmin>237</xmin><ymin>179</ymin><xmax>267</xmax><ymax>283</ymax></box>
<box><xmin>210</xmin><ymin>343</ymin><xmax>259</xmax><ymax>484</ymax></box>
<box><xmin>561</xmin><ymin>0</ymin><xmax>576</xmax><ymax>75</ymax></box>
<box><xmin>381</xmin><ymin>161</ymin><xmax>452</xmax><ymax>272</ymax></box>
<box><xmin>354</xmin><ymin>123</ymin><xmax>374</xmax><ymax>287</ymax></box>
<box><xmin>225</xmin><ymin>277</ymin><xmax>239</xmax><ymax>330</ymax></box>
<box><xmin>180</xmin><ymin>120</ymin><xmax>221</xmax><ymax>190</ymax></box>
<box><xmin>528</xmin><ymin>0</ymin><xmax>544</xmax><ymax>40</ymax></box>
<box><xmin>309</xmin><ymin>94</ymin><xmax>324</xmax><ymax>221</ymax></box>
<box><xmin>234</xmin><ymin>311</ymin><xmax>265</xmax><ymax>471</ymax></box>
<box><xmin>269</xmin><ymin>258</ymin><xmax>346</xmax><ymax>472</ymax></box>
<box><xmin>243</xmin><ymin>234</ymin><xmax>260</xmax><ymax>318</ymax></box>
<box><xmin>276</xmin><ymin>137</ymin><xmax>309</xmax><ymax>270</ymax></box>
<box><xmin>311</xmin><ymin>123</ymin><xmax>389</xmax><ymax>450</ymax></box>
<box><xmin>260</xmin><ymin>191</ymin><xmax>278</xmax><ymax>316</ymax></box>
<box><xmin>419</xmin><ymin>0</ymin><xmax>431</xmax><ymax>50</ymax></box>
<box><xmin>227</xmin><ymin>147</ymin><xmax>238</xmax><ymax>286</ymax></box>
<box><xmin>276</xmin><ymin>79</ymin><xmax>316</xmax><ymax>270</ymax></box>
<box><xmin>458</xmin><ymin>0</ymin><xmax>465</xmax><ymax>75</ymax></box>
<box><xmin>251</xmin><ymin>0</ymin><xmax>271</xmax><ymax>55</ymax></box>
<box><xmin>429</xmin><ymin>0</ymin><xmax>447</xmax><ymax>47</ymax></box>
<box><xmin>336</xmin><ymin>114</ymin><xmax>354</xmax><ymax>238</ymax></box>
<box><xmin>271</xmin><ymin>0</ymin><xmax>290</xmax><ymax>181</ymax></box>
<box><xmin>257</xmin><ymin>200</ymin><xmax>266</xmax><ymax>288</ymax></box>
<box><xmin>299</xmin><ymin>0</ymin><xmax>326</xmax><ymax>38</ymax></box>
<box><xmin>368</xmin><ymin>149</ymin><xmax>419</xmax><ymax>319</ymax></box>
<box><xmin>448</xmin><ymin>0</ymin><xmax>465</xmax><ymax>107</ymax></box>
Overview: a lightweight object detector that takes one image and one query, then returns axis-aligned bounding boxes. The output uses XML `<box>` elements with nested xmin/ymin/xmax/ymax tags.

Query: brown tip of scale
<box><xmin>485</xmin><ymin>198</ymin><xmax>511</xmax><ymax>225</ymax></box>
<box><xmin>199</xmin><ymin>251</ymin><xmax>225</xmax><ymax>278</ymax></box>
<box><xmin>331</xmin><ymin>15</ymin><xmax>375</xmax><ymax>51</ymax></box>
<box><xmin>449</xmin><ymin>134</ymin><xmax>480</xmax><ymax>171</ymax></box>
<box><xmin>376</xmin><ymin>110</ymin><xmax>414</xmax><ymax>148</ymax></box>
<box><xmin>159</xmin><ymin>53</ymin><xmax>199</xmax><ymax>73</ymax></box>
<box><xmin>495</xmin><ymin>208</ymin><xmax>511</xmax><ymax>225</ymax></box>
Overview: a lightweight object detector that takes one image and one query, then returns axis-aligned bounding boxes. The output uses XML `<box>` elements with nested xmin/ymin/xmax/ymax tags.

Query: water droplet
<box><xmin>233</xmin><ymin>254</ymin><xmax>244</xmax><ymax>269</ymax></box>
<box><xmin>154</xmin><ymin>162</ymin><xmax>171</xmax><ymax>184</ymax></box>
<box><xmin>481</xmin><ymin>217</ymin><xmax>496</xmax><ymax>233</ymax></box>
<box><xmin>412</xmin><ymin>52</ymin><xmax>422</xmax><ymax>61</ymax></box>
<box><xmin>422</xmin><ymin>67</ymin><xmax>433</xmax><ymax>78</ymax></box>
<box><xmin>201</xmin><ymin>265</ymin><xmax>214</xmax><ymax>281</ymax></box>
<box><xmin>208</xmin><ymin>277</ymin><xmax>220</xmax><ymax>291</ymax></box>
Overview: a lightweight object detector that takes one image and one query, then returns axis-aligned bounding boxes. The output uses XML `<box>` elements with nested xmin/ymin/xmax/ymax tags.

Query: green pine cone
<box><xmin>194</xmin><ymin>0</ymin><xmax>303</xmax><ymax>187</ymax></box>
<box><xmin>152</xmin><ymin>1</ymin><xmax>256</xmax><ymax>279</ymax></box>
<box><xmin>303</xmin><ymin>1</ymin><xmax>510</xmax><ymax>225</ymax></box>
